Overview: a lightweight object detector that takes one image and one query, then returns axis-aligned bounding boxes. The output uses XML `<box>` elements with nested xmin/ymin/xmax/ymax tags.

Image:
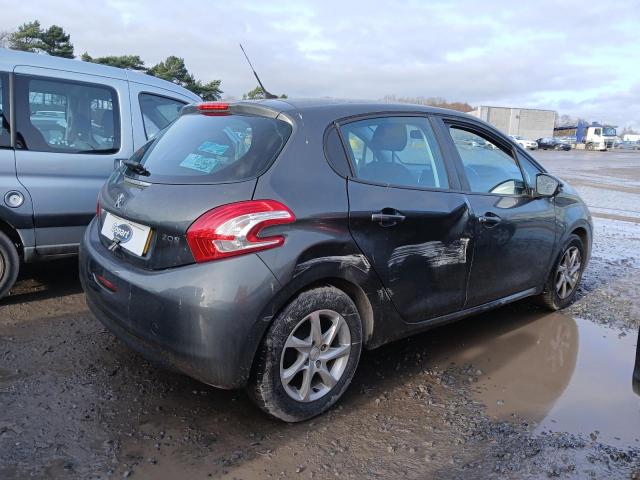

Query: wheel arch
<box><xmin>0</xmin><ymin>218</ymin><xmax>24</xmax><ymax>258</ymax></box>
<box><xmin>571</xmin><ymin>225</ymin><xmax>589</xmax><ymax>256</ymax></box>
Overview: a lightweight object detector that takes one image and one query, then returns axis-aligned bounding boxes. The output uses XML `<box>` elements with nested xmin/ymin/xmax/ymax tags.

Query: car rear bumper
<box><xmin>80</xmin><ymin>218</ymin><xmax>281</xmax><ymax>389</ymax></box>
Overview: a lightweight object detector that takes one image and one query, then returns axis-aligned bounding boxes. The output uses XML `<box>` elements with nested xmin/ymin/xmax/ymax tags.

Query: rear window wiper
<box><xmin>122</xmin><ymin>159</ymin><xmax>151</xmax><ymax>177</ymax></box>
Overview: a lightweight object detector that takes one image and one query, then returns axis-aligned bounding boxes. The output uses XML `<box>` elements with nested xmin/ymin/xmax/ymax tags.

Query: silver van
<box><xmin>0</xmin><ymin>49</ymin><xmax>201</xmax><ymax>298</ymax></box>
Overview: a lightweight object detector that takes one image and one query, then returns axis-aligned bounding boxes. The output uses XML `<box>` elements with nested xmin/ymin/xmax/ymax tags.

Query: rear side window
<box><xmin>448</xmin><ymin>126</ymin><xmax>525</xmax><ymax>195</ymax></box>
<box><xmin>0</xmin><ymin>74</ymin><xmax>9</xmax><ymax>148</ymax></box>
<box><xmin>135</xmin><ymin>113</ymin><xmax>292</xmax><ymax>184</ymax></box>
<box><xmin>139</xmin><ymin>93</ymin><xmax>186</xmax><ymax>140</ymax></box>
<box><xmin>340</xmin><ymin>116</ymin><xmax>449</xmax><ymax>189</ymax></box>
<box><xmin>15</xmin><ymin>75</ymin><xmax>120</xmax><ymax>153</ymax></box>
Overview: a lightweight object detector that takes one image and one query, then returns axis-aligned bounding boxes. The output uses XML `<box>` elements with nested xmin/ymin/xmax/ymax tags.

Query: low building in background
<box><xmin>469</xmin><ymin>106</ymin><xmax>557</xmax><ymax>140</ymax></box>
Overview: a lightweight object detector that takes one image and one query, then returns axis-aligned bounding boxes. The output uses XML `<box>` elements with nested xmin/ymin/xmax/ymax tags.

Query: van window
<box><xmin>133</xmin><ymin>113</ymin><xmax>292</xmax><ymax>184</ymax></box>
<box><xmin>340</xmin><ymin>116</ymin><xmax>449</xmax><ymax>189</ymax></box>
<box><xmin>139</xmin><ymin>93</ymin><xmax>186</xmax><ymax>140</ymax></box>
<box><xmin>15</xmin><ymin>75</ymin><xmax>120</xmax><ymax>153</ymax></box>
<box><xmin>0</xmin><ymin>74</ymin><xmax>9</xmax><ymax>148</ymax></box>
<box><xmin>449</xmin><ymin>126</ymin><xmax>526</xmax><ymax>195</ymax></box>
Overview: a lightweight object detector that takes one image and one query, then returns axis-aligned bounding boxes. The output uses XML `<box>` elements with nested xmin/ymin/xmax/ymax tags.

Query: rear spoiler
<box><xmin>180</xmin><ymin>101</ymin><xmax>285</xmax><ymax>119</ymax></box>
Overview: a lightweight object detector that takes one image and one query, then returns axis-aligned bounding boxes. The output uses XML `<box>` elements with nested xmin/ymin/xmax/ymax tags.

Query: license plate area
<box><xmin>100</xmin><ymin>212</ymin><xmax>152</xmax><ymax>257</ymax></box>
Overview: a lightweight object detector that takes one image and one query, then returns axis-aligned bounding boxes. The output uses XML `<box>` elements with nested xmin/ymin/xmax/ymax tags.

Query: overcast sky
<box><xmin>2</xmin><ymin>0</ymin><xmax>639</xmax><ymax>128</ymax></box>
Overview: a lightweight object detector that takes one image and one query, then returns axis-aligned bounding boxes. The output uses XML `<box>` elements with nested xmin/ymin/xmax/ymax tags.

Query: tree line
<box><xmin>1</xmin><ymin>20</ymin><xmax>223</xmax><ymax>100</ymax></box>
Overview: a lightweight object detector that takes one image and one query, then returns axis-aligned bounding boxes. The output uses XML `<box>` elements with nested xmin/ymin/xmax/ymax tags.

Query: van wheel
<box><xmin>0</xmin><ymin>231</ymin><xmax>19</xmax><ymax>300</ymax></box>
<box><xmin>247</xmin><ymin>286</ymin><xmax>362</xmax><ymax>422</ymax></box>
<box><xmin>538</xmin><ymin>234</ymin><xmax>585</xmax><ymax>311</ymax></box>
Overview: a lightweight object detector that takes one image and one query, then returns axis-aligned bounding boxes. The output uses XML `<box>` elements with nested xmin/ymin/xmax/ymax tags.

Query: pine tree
<box><xmin>8</xmin><ymin>20</ymin><xmax>44</xmax><ymax>52</ymax></box>
<box><xmin>82</xmin><ymin>53</ymin><xmax>147</xmax><ymax>71</ymax></box>
<box><xmin>40</xmin><ymin>25</ymin><xmax>74</xmax><ymax>58</ymax></box>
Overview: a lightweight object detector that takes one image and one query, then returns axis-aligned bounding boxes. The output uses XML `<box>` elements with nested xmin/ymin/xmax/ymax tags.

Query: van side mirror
<box><xmin>536</xmin><ymin>173</ymin><xmax>561</xmax><ymax>197</ymax></box>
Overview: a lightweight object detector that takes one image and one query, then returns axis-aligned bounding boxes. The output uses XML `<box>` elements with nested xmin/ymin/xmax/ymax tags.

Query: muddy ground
<box><xmin>1</xmin><ymin>150</ymin><xmax>639</xmax><ymax>479</ymax></box>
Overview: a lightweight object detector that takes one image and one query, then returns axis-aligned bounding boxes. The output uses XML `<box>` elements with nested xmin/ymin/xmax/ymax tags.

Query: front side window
<box><xmin>449</xmin><ymin>126</ymin><xmax>525</xmax><ymax>195</ymax></box>
<box><xmin>0</xmin><ymin>74</ymin><xmax>9</xmax><ymax>147</ymax></box>
<box><xmin>139</xmin><ymin>93</ymin><xmax>186</xmax><ymax>140</ymax></box>
<box><xmin>518</xmin><ymin>155</ymin><xmax>542</xmax><ymax>188</ymax></box>
<box><xmin>15</xmin><ymin>76</ymin><xmax>119</xmax><ymax>153</ymax></box>
<box><xmin>340</xmin><ymin>116</ymin><xmax>449</xmax><ymax>189</ymax></box>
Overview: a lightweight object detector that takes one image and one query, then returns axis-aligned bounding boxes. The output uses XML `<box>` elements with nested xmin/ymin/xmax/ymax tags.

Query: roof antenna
<box><xmin>239</xmin><ymin>43</ymin><xmax>278</xmax><ymax>99</ymax></box>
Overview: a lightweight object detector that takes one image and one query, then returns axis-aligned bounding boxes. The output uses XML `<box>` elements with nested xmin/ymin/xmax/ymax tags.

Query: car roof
<box><xmin>235</xmin><ymin>97</ymin><xmax>477</xmax><ymax>123</ymax></box>
<box><xmin>0</xmin><ymin>48</ymin><xmax>200</xmax><ymax>101</ymax></box>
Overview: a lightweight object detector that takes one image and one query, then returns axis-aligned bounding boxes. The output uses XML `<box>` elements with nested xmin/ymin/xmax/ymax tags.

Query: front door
<box><xmin>13</xmin><ymin>66</ymin><xmax>132</xmax><ymax>253</ymax></box>
<box><xmin>441</xmin><ymin>120</ymin><xmax>557</xmax><ymax>307</ymax></box>
<box><xmin>341</xmin><ymin>115</ymin><xmax>473</xmax><ymax>323</ymax></box>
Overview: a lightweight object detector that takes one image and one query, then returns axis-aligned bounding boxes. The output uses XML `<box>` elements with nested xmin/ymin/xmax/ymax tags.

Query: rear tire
<box><xmin>538</xmin><ymin>234</ymin><xmax>585</xmax><ymax>310</ymax></box>
<box><xmin>247</xmin><ymin>286</ymin><xmax>362</xmax><ymax>422</ymax></box>
<box><xmin>0</xmin><ymin>231</ymin><xmax>20</xmax><ymax>300</ymax></box>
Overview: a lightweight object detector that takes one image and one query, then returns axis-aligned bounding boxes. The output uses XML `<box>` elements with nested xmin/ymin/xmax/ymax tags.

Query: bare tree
<box><xmin>0</xmin><ymin>30</ymin><xmax>11</xmax><ymax>48</ymax></box>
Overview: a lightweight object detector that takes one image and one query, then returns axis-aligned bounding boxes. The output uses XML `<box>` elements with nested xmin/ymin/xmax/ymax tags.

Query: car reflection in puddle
<box><xmin>437</xmin><ymin>309</ymin><xmax>640</xmax><ymax>448</ymax></box>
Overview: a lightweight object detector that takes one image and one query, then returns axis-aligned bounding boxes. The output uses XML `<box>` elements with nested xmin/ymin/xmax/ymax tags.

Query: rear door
<box><xmin>0</xmin><ymin>73</ymin><xmax>33</xmax><ymax>240</ymax></box>
<box><xmin>438</xmin><ymin>118</ymin><xmax>557</xmax><ymax>307</ymax></box>
<box><xmin>341</xmin><ymin>115</ymin><xmax>473</xmax><ymax>323</ymax></box>
<box><xmin>13</xmin><ymin>66</ymin><xmax>132</xmax><ymax>253</ymax></box>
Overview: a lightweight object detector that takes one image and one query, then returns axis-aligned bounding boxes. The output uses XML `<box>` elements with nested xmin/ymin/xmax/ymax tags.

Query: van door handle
<box><xmin>114</xmin><ymin>158</ymin><xmax>126</xmax><ymax>170</ymax></box>
<box><xmin>371</xmin><ymin>209</ymin><xmax>406</xmax><ymax>227</ymax></box>
<box><xmin>478</xmin><ymin>212</ymin><xmax>501</xmax><ymax>227</ymax></box>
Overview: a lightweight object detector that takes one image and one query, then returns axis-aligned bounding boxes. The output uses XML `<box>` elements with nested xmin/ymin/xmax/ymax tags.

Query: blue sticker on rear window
<box><xmin>179</xmin><ymin>153</ymin><xmax>219</xmax><ymax>173</ymax></box>
<box><xmin>198</xmin><ymin>141</ymin><xmax>229</xmax><ymax>156</ymax></box>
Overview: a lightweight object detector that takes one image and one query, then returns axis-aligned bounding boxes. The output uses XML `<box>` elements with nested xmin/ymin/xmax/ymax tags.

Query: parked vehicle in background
<box><xmin>0</xmin><ymin>49</ymin><xmax>200</xmax><ymax>299</ymax></box>
<box><xmin>556</xmin><ymin>136</ymin><xmax>576</xmax><ymax>145</ymax></box>
<box><xmin>616</xmin><ymin>141</ymin><xmax>640</xmax><ymax>151</ymax></box>
<box><xmin>583</xmin><ymin>125</ymin><xmax>617</xmax><ymax>151</ymax></box>
<box><xmin>509</xmin><ymin>135</ymin><xmax>538</xmax><ymax>150</ymax></box>
<box><xmin>81</xmin><ymin>99</ymin><xmax>592</xmax><ymax>421</ymax></box>
<box><xmin>536</xmin><ymin>137</ymin><xmax>572</xmax><ymax>151</ymax></box>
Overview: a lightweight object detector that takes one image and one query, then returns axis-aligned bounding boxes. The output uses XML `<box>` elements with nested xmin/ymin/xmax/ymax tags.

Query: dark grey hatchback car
<box><xmin>80</xmin><ymin>99</ymin><xmax>592</xmax><ymax>421</ymax></box>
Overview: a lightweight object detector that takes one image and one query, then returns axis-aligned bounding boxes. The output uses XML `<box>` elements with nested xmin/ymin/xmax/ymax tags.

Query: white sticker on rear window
<box><xmin>179</xmin><ymin>153</ymin><xmax>219</xmax><ymax>173</ymax></box>
<box><xmin>198</xmin><ymin>141</ymin><xmax>229</xmax><ymax>156</ymax></box>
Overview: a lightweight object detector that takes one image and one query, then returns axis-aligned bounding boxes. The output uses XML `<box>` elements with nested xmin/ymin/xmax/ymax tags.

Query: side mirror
<box><xmin>536</xmin><ymin>173</ymin><xmax>561</xmax><ymax>197</ymax></box>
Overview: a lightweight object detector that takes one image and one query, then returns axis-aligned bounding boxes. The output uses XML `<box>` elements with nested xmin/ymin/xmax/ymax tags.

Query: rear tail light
<box><xmin>186</xmin><ymin>200</ymin><xmax>295</xmax><ymax>263</ymax></box>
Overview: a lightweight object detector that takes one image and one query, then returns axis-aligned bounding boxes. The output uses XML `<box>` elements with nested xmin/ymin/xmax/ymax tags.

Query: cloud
<box><xmin>1</xmin><ymin>0</ymin><xmax>639</xmax><ymax>127</ymax></box>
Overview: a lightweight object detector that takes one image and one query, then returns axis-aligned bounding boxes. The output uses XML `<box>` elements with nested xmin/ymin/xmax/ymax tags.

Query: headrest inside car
<box><xmin>370</xmin><ymin>124</ymin><xmax>407</xmax><ymax>152</ymax></box>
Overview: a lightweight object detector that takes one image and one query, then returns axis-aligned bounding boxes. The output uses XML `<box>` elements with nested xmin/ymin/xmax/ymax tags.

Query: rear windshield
<box><xmin>133</xmin><ymin>113</ymin><xmax>292</xmax><ymax>184</ymax></box>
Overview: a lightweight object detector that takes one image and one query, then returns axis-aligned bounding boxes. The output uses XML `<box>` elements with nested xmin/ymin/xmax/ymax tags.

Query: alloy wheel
<box><xmin>280</xmin><ymin>309</ymin><xmax>351</xmax><ymax>402</ymax></box>
<box><xmin>555</xmin><ymin>246</ymin><xmax>581</xmax><ymax>299</ymax></box>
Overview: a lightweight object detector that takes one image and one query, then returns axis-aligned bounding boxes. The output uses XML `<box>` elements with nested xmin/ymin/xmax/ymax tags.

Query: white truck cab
<box><xmin>584</xmin><ymin>126</ymin><xmax>617</xmax><ymax>151</ymax></box>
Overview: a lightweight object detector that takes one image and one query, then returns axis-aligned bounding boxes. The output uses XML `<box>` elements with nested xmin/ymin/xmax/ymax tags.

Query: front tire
<box><xmin>538</xmin><ymin>234</ymin><xmax>585</xmax><ymax>310</ymax></box>
<box><xmin>247</xmin><ymin>286</ymin><xmax>363</xmax><ymax>422</ymax></box>
<box><xmin>0</xmin><ymin>231</ymin><xmax>20</xmax><ymax>300</ymax></box>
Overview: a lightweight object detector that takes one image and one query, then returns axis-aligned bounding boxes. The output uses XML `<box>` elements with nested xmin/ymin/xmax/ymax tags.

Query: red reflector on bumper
<box><xmin>95</xmin><ymin>273</ymin><xmax>118</xmax><ymax>292</ymax></box>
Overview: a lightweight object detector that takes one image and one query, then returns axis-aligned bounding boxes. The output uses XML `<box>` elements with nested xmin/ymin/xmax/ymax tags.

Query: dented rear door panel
<box><xmin>347</xmin><ymin>180</ymin><xmax>473</xmax><ymax>323</ymax></box>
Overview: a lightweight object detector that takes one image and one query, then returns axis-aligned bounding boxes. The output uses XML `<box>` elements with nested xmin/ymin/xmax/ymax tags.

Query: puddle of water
<box><xmin>443</xmin><ymin>311</ymin><xmax>640</xmax><ymax>447</ymax></box>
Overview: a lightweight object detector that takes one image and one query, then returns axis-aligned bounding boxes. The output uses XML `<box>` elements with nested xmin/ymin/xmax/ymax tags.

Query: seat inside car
<box><xmin>359</xmin><ymin>123</ymin><xmax>414</xmax><ymax>186</ymax></box>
